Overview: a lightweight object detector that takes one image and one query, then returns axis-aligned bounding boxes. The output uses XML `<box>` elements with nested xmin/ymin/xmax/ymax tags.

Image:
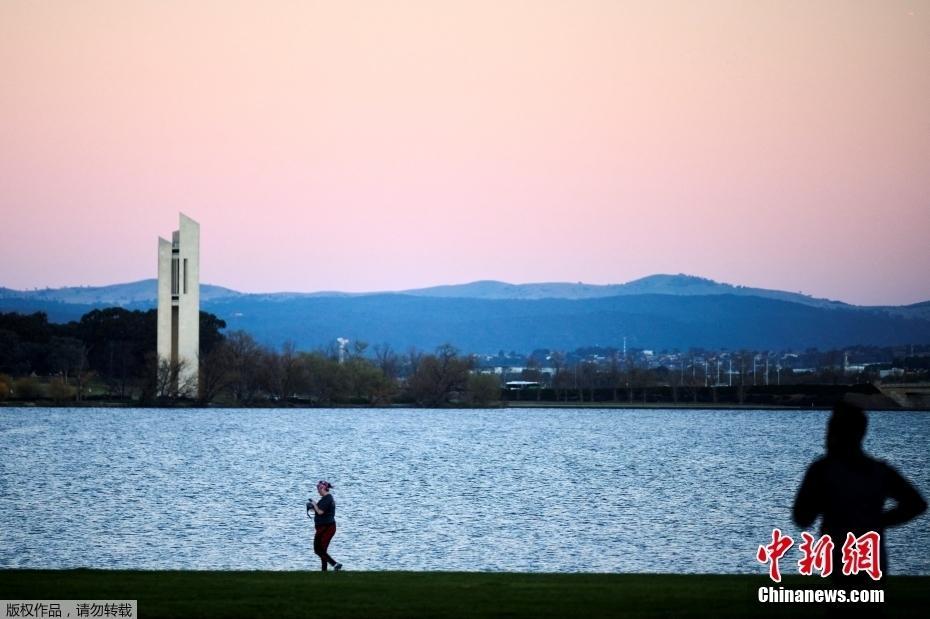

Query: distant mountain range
<box><xmin>2</xmin><ymin>274</ymin><xmax>929</xmax><ymax>352</ymax></box>
<box><xmin>0</xmin><ymin>280</ymin><xmax>241</xmax><ymax>305</ymax></box>
<box><xmin>401</xmin><ymin>275</ymin><xmax>851</xmax><ymax>308</ymax></box>
<box><xmin>0</xmin><ymin>274</ymin><xmax>862</xmax><ymax>306</ymax></box>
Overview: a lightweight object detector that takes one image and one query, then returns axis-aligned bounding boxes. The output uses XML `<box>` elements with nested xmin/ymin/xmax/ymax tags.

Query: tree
<box><xmin>75</xmin><ymin>308</ymin><xmax>153</xmax><ymax>395</ymax></box>
<box><xmin>263</xmin><ymin>341</ymin><xmax>304</xmax><ymax>402</ymax></box>
<box><xmin>550</xmin><ymin>352</ymin><xmax>569</xmax><ymax>402</ymax></box>
<box><xmin>373</xmin><ymin>344</ymin><xmax>401</xmax><ymax>381</ymax></box>
<box><xmin>73</xmin><ymin>368</ymin><xmax>96</xmax><ymax>402</ymax></box>
<box><xmin>13</xmin><ymin>376</ymin><xmax>42</xmax><ymax>400</ymax></box>
<box><xmin>303</xmin><ymin>352</ymin><xmax>350</xmax><ymax>404</ymax></box>
<box><xmin>0</xmin><ymin>373</ymin><xmax>12</xmax><ymax>401</ymax></box>
<box><xmin>74</xmin><ymin>308</ymin><xmax>225</xmax><ymax>397</ymax></box>
<box><xmin>405</xmin><ymin>347</ymin><xmax>423</xmax><ymax>377</ymax></box>
<box><xmin>153</xmin><ymin>357</ymin><xmax>196</xmax><ymax>401</ymax></box>
<box><xmin>351</xmin><ymin>340</ymin><xmax>369</xmax><ymax>358</ymax></box>
<box><xmin>605</xmin><ymin>355</ymin><xmax>622</xmax><ymax>402</ymax></box>
<box><xmin>46</xmin><ymin>337</ymin><xmax>86</xmax><ymax>384</ymax></box>
<box><xmin>345</xmin><ymin>356</ymin><xmax>393</xmax><ymax>404</ymax></box>
<box><xmin>577</xmin><ymin>360</ymin><xmax>598</xmax><ymax>403</ymax></box>
<box><xmin>199</xmin><ymin>312</ymin><xmax>228</xmax><ymax>356</ymax></box>
<box><xmin>100</xmin><ymin>339</ymin><xmax>137</xmax><ymax>399</ymax></box>
<box><xmin>198</xmin><ymin>341</ymin><xmax>236</xmax><ymax>405</ymax></box>
<box><xmin>225</xmin><ymin>331</ymin><xmax>266</xmax><ymax>404</ymax></box>
<box><xmin>47</xmin><ymin>377</ymin><xmax>76</xmax><ymax>403</ymax></box>
<box><xmin>282</xmin><ymin>341</ymin><xmax>307</xmax><ymax>399</ymax></box>
<box><xmin>0</xmin><ymin>330</ymin><xmax>23</xmax><ymax>375</ymax></box>
<box><xmin>0</xmin><ymin>312</ymin><xmax>52</xmax><ymax>345</ymax></box>
<box><xmin>407</xmin><ymin>344</ymin><xmax>471</xmax><ymax>406</ymax></box>
<box><xmin>467</xmin><ymin>373</ymin><xmax>500</xmax><ymax>407</ymax></box>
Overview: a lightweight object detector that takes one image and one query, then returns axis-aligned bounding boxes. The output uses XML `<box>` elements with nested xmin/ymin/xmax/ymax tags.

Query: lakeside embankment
<box><xmin>6</xmin><ymin>382</ymin><xmax>928</xmax><ymax>409</ymax></box>
<box><xmin>2</xmin><ymin>571</ymin><xmax>928</xmax><ymax>618</ymax></box>
<box><xmin>2</xmin><ymin>397</ymin><xmax>928</xmax><ymax>410</ymax></box>
<box><xmin>0</xmin><ymin>401</ymin><xmax>918</xmax><ymax>410</ymax></box>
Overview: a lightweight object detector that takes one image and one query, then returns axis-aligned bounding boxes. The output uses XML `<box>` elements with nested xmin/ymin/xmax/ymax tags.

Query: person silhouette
<box><xmin>793</xmin><ymin>401</ymin><xmax>926</xmax><ymax>584</ymax></box>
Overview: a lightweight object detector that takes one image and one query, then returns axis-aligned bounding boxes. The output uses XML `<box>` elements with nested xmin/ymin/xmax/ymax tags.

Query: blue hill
<box><xmin>3</xmin><ymin>276</ymin><xmax>929</xmax><ymax>352</ymax></box>
<box><xmin>206</xmin><ymin>293</ymin><xmax>930</xmax><ymax>352</ymax></box>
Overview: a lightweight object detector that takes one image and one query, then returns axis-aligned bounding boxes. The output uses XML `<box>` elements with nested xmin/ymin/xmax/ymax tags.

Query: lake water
<box><xmin>1</xmin><ymin>407</ymin><xmax>928</xmax><ymax>574</ymax></box>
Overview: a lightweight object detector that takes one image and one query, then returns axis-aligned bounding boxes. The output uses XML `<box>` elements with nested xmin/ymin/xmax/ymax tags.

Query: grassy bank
<box><xmin>2</xmin><ymin>571</ymin><xmax>928</xmax><ymax>618</ymax></box>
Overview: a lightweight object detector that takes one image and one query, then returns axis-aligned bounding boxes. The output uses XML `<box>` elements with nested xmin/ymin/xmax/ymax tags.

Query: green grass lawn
<box><xmin>2</xmin><ymin>571</ymin><xmax>928</xmax><ymax>618</ymax></box>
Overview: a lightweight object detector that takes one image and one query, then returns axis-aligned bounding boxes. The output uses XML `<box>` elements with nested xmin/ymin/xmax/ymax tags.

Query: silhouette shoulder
<box><xmin>804</xmin><ymin>456</ymin><xmax>828</xmax><ymax>476</ymax></box>
<box><xmin>875</xmin><ymin>458</ymin><xmax>908</xmax><ymax>482</ymax></box>
<box><xmin>876</xmin><ymin>458</ymin><xmax>897</xmax><ymax>471</ymax></box>
<box><xmin>875</xmin><ymin>460</ymin><xmax>910</xmax><ymax>485</ymax></box>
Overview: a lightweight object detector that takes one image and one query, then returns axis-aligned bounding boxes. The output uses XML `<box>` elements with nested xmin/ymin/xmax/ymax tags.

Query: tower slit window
<box><xmin>171</xmin><ymin>257</ymin><xmax>179</xmax><ymax>295</ymax></box>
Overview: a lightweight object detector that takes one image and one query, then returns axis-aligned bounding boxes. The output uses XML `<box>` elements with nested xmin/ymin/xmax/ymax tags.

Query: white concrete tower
<box><xmin>157</xmin><ymin>213</ymin><xmax>200</xmax><ymax>396</ymax></box>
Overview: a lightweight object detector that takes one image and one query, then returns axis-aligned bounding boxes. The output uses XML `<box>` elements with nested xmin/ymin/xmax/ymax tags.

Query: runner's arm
<box><xmin>882</xmin><ymin>463</ymin><xmax>927</xmax><ymax>528</ymax></box>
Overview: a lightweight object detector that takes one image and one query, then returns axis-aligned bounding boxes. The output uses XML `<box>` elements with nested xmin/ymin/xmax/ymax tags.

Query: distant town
<box><xmin>477</xmin><ymin>344</ymin><xmax>927</xmax><ymax>386</ymax></box>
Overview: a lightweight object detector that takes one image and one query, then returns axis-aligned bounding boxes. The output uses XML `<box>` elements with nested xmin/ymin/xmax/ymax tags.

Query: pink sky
<box><xmin>1</xmin><ymin>1</ymin><xmax>928</xmax><ymax>305</ymax></box>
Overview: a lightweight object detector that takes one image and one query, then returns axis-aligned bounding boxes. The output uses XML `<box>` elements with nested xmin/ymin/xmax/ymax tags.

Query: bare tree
<box><xmin>550</xmin><ymin>352</ymin><xmax>568</xmax><ymax>402</ymax></box>
<box><xmin>155</xmin><ymin>357</ymin><xmax>196</xmax><ymax>401</ymax></box>
<box><xmin>405</xmin><ymin>347</ymin><xmax>423</xmax><ymax>377</ymax></box>
<box><xmin>351</xmin><ymin>340</ymin><xmax>369</xmax><ymax>358</ymax></box>
<box><xmin>578</xmin><ymin>360</ymin><xmax>598</xmax><ymax>403</ymax></box>
<box><xmin>373</xmin><ymin>344</ymin><xmax>400</xmax><ymax>381</ymax></box>
<box><xmin>225</xmin><ymin>331</ymin><xmax>265</xmax><ymax>404</ymax></box>
<box><xmin>259</xmin><ymin>341</ymin><xmax>304</xmax><ymax>402</ymax></box>
<box><xmin>47</xmin><ymin>337</ymin><xmax>89</xmax><ymax>399</ymax></box>
<box><xmin>607</xmin><ymin>355</ymin><xmax>622</xmax><ymax>402</ymax></box>
<box><xmin>199</xmin><ymin>342</ymin><xmax>235</xmax><ymax>405</ymax></box>
<box><xmin>103</xmin><ymin>340</ymin><xmax>135</xmax><ymax>399</ymax></box>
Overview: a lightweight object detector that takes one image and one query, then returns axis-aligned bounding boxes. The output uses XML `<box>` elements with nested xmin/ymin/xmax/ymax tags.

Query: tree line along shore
<box><xmin>1</xmin><ymin>308</ymin><xmax>926</xmax><ymax>409</ymax></box>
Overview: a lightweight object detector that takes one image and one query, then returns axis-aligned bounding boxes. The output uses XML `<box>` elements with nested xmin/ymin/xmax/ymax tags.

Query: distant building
<box><xmin>157</xmin><ymin>213</ymin><xmax>200</xmax><ymax>396</ymax></box>
<box><xmin>505</xmin><ymin>381</ymin><xmax>541</xmax><ymax>390</ymax></box>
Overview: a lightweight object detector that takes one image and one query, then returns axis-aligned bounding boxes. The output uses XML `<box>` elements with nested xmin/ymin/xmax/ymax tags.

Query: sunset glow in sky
<box><xmin>1</xmin><ymin>1</ymin><xmax>928</xmax><ymax>305</ymax></box>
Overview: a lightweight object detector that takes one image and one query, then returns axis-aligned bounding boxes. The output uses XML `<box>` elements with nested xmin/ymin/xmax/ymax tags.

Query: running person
<box><xmin>307</xmin><ymin>480</ymin><xmax>342</xmax><ymax>571</ymax></box>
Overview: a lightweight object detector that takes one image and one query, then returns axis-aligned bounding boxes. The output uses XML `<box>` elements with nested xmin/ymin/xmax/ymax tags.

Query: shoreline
<box><xmin>1</xmin><ymin>400</ymin><xmax>924</xmax><ymax>411</ymax></box>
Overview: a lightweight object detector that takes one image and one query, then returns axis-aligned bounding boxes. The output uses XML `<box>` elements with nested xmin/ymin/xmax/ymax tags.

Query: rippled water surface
<box><xmin>1</xmin><ymin>407</ymin><xmax>928</xmax><ymax>574</ymax></box>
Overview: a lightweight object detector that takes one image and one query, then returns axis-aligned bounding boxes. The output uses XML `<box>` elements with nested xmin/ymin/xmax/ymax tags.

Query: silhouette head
<box><xmin>826</xmin><ymin>400</ymin><xmax>867</xmax><ymax>457</ymax></box>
